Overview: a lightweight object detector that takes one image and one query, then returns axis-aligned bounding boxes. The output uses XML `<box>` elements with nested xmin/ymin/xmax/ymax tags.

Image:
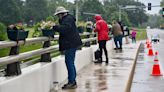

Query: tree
<box><xmin>80</xmin><ymin>0</ymin><xmax>105</xmax><ymax>21</ymax></box>
<box><xmin>107</xmin><ymin>0</ymin><xmax>148</xmax><ymax>26</ymax></box>
<box><xmin>161</xmin><ymin>0</ymin><xmax>164</xmax><ymax>7</ymax></box>
<box><xmin>0</xmin><ymin>0</ymin><xmax>22</xmax><ymax>25</ymax></box>
<box><xmin>24</xmin><ymin>0</ymin><xmax>49</xmax><ymax>23</ymax></box>
<box><xmin>147</xmin><ymin>14</ymin><xmax>164</xmax><ymax>28</ymax></box>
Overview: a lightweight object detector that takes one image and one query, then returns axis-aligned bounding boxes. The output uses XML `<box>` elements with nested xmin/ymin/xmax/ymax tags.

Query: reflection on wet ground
<box><xmin>58</xmin><ymin>43</ymin><xmax>139</xmax><ymax>92</ymax></box>
<box><xmin>131</xmin><ymin>43</ymin><xmax>164</xmax><ymax>92</ymax></box>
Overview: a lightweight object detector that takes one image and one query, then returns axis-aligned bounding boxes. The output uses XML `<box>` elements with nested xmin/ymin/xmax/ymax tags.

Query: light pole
<box><xmin>119</xmin><ymin>6</ymin><xmax>122</xmax><ymax>22</ymax></box>
<box><xmin>75</xmin><ymin>0</ymin><xmax>79</xmax><ymax>24</ymax></box>
<box><xmin>119</xmin><ymin>5</ymin><xmax>137</xmax><ymax>21</ymax></box>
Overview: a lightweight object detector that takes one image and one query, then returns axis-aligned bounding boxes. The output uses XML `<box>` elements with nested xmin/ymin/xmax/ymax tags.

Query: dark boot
<box><xmin>106</xmin><ymin>58</ymin><xmax>108</xmax><ymax>64</ymax></box>
<box><xmin>62</xmin><ymin>82</ymin><xmax>77</xmax><ymax>89</ymax></box>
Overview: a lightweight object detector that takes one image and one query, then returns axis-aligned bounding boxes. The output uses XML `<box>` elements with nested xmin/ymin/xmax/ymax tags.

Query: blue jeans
<box><xmin>114</xmin><ymin>35</ymin><xmax>123</xmax><ymax>48</ymax></box>
<box><xmin>65</xmin><ymin>48</ymin><xmax>77</xmax><ymax>83</ymax></box>
<box><xmin>132</xmin><ymin>37</ymin><xmax>136</xmax><ymax>43</ymax></box>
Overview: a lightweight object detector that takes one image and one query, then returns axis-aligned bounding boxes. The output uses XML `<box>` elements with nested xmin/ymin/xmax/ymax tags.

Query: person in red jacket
<box><xmin>94</xmin><ymin>15</ymin><xmax>109</xmax><ymax>64</ymax></box>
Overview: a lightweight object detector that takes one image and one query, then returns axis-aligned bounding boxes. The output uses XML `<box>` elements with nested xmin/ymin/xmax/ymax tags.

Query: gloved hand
<box><xmin>53</xmin><ymin>25</ymin><xmax>59</xmax><ymax>32</ymax></box>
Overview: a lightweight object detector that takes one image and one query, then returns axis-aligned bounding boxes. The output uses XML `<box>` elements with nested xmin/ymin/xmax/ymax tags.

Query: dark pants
<box><xmin>98</xmin><ymin>40</ymin><xmax>108</xmax><ymax>60</ymax></box>
<box><xmin>114</xmin><ymin>35</ymin><xmax>123</xmax><ymax>49</ymax></box>
<box><xmin>65</xmin><ymin>48</ymin><xmax>77</xmax><ymax>83</ymax></box>
<box><xmin>132</xmin><ymin>37</ymin><xmax>136</xmax><ymax>43</ymax></box>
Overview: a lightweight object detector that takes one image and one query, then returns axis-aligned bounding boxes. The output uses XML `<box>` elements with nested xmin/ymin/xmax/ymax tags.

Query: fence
<box><xmin>0</xmin><ymin>33</ymin><xmax>97</xmax><ymax>76</ymax></box>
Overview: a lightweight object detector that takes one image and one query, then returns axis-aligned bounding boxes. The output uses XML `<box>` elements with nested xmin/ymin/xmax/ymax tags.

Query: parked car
<box><xmin>151</xmin><ymin>34</ymin><xmax>160</xmax><ymax>43</ymax></box>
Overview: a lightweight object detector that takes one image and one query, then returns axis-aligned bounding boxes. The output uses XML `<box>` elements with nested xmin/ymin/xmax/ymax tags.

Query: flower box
<box><xmin>42</xmin><ymin>29</ymin><xmax>55</xmax><ymax>37</ymax></box>
<box><xmin>7</xmin><ymin>30</ymin><xmax>29</xmax><ymax>41</ymax></box>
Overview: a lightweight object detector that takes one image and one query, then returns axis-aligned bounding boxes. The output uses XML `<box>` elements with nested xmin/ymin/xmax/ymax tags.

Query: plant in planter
<box><xmin>7</xmin><ymin>23</ymin><xmax>29</xmax><ymax>41</ymax></box>
<box><xmin>40</xmin><ymin>21</ymin><xmax>56</xmax><ymax>37</ymax></box>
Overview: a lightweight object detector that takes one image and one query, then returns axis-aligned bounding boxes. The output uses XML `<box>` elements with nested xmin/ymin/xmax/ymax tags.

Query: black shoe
<box><xmin>94</xmin><ymin>61</ymin><xmax>102</xmax><ymax>63</ymax></box>
<box><xmin>114</xmin><ymin>48</ymin><xmax>118</xmax><ymax>50</ymax></box>
<box><xmin>118</xmin><ymin>47</ymin><xmax>122</xmax><ymax>50</ymax></box>
<box><xmin>62</xmin><ymin>82</ymin><xmax>77</xmax><ymax>89</ymax></box>
<box><xmin>106</xmin><ymin>58</ymin><xmax>108</xmax><ymax>64</ymax></box>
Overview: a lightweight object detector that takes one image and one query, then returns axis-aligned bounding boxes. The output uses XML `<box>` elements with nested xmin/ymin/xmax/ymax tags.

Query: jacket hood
<box><xmin>94</xmin><ymin>15</ymin><xmax>102</xmax><ymax>21</ymax></box>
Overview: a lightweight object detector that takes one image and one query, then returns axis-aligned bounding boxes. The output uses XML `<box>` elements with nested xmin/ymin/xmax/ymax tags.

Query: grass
<box><xmin>25</xmin><ymin>27</ymin><xmax>35</xmax><ymax>38</ymax></box>
<box><xmin>0</xmin><ymin>43</ymin><xmax>42</xmax><ymax>57</ymax></box>
<box><xmin>136</xmin><ymin>28</ymin><xmax>147</xmax><ymax>41</ymax></box>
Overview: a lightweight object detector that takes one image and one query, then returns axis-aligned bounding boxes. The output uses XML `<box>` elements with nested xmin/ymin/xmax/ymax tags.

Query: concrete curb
<box><xmin>125</xmin><ymin>42</ymin><xmax>142</xmax><ymax>92</ymax></box>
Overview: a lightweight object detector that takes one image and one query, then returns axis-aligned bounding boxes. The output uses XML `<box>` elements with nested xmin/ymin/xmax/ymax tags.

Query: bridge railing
<box><xmin>0</xmin><ymin>33</ymin><xmax>97</xmax><ymax>76</ymax></box>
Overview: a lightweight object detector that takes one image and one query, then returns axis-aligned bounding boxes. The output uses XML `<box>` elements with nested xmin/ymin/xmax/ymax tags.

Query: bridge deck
<box><xmin>58</xmin><ymin>43</ymin><xmax>140</xmax><ymax>92</ymax></box>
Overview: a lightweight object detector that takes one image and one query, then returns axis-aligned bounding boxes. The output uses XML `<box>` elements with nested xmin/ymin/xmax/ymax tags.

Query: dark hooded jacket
<box><xmin>53</xmin><ymin>14</ymin><xmax>82</xmax><ymax>51</ymax></box>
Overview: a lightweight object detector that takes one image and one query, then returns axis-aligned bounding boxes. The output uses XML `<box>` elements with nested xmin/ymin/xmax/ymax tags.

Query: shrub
<box><xmin>0</xmin><ymin>23</ymin><xmax>7</xmax><ymax>41</ymax></box>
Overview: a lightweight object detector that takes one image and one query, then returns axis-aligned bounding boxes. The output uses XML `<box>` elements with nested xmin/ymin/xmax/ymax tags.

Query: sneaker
<box><xmin>62</xmin><ymin>82</ymin><xmax>77</xmax><ymax>89</ymax></box>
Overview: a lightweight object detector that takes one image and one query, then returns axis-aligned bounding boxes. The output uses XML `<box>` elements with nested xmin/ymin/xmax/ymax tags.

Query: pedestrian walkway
<box><xmin>131</xmin><ymin>42</ymin><xmax>164</xmax><ymax>92</ymax></box>
<box><xmin>57</xmin><ymin>42</ymin><xmax>140</xmax><ymax>92</ymax></box>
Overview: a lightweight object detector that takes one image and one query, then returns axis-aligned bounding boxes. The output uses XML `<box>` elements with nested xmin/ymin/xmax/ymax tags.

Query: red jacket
<box><xmin>94</xmin><ymin>15</ymin><xmax>109</xmax><ymax>41</ymax></box>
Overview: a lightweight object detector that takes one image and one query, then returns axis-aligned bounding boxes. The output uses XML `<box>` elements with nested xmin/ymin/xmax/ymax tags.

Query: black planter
<box><xmin>77</xmin><ymin>26</ymin><xmax>84</xmax><ymax>33</ymax></box>
<box><xmin>42</xmin><ymin>29</ymin><xmax>55</xmax><ymax>37</ymax></box>
<box><xmin>7</xmin><ymin>30</ymin><xmax>29</xmax><ymax>41</ymax></box>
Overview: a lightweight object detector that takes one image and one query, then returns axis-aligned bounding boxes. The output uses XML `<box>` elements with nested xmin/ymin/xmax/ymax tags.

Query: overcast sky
<box><xmin>67</xmin><ymin>0</ymin><xmax>162</xmax><ymax>14</ymax></box>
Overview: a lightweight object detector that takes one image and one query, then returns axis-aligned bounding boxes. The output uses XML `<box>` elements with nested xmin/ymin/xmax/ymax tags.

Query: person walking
<box><xmin>94</xmin><ymin>15</ymin><xmax>109</xmax><ymax>64</ymax></box>
<box><xmin>124</xmin><ymin>26</ymin><xmax>130</xmax><ymax>44</ymax></box>
<box><xmin>53</xmin><ymin>6</ymin><xmax>82</xmax><ymax>89</ymax></box>
<box><xmin>112</xmin><ymin>21</ymin><xmax>123</xmax><ymax>50</ymax></box>
<box><xmin>131</xmin><ymin>28</ymin><xmax>137</xmax><ymax>43</ymax></box>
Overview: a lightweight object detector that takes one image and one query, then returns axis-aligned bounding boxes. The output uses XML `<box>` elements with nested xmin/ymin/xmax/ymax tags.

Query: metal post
<box><xmin>40</xmin><ymin>41</ymin><xmax>51</xmax><ymax>62</ymax></box>
<box><xmin>75</xmin><ymin>0</ymin><xmax>79</xmax><ymax>24</ymax></box>
<box><xmin>84</xmin><ymin>34</ymin><xmax>91</xmax><ymax>47</ymax></box>
<box><xmin>92</xmin><ymin>34</ymin><xmax>97</xmax><ymax>45</ymax></box>
<box><xmin>119</xmin><ymin>6</ymin><xmax>121</xmax><ymax>22</ymax></box>
<box><xmin>5</xmin><ymin>46</ymin><xmax>21</xmax><ymax>76</ymax></box>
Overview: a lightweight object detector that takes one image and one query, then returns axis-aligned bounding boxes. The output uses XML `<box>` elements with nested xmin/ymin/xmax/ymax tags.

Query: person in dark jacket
<box><xmin>94</xmin><ymin>15</ymin><xmax>109</xmax><ymax>64</ymax></box>
<box><xmin>53</xmin><ymin>6</ymin><xmax>82</xmax><ymax>89</ymax></box>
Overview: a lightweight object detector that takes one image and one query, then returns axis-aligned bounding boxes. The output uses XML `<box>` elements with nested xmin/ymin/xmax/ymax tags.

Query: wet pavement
<box><xmin>55</xmin><ymin>42</ymin><xmax>140</xmax><ymax>92</ymax></box>
<box><xmin>131</xmin><ymin>29</ymin><xmax>164</xmax><ymax>92</ymax></box>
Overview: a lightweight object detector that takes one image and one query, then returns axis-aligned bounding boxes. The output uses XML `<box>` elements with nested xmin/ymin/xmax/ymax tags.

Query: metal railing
<box><xmin>0</xmin><ymin>33</ymin><xmax>97</xmax><ymax>76</ymax></box>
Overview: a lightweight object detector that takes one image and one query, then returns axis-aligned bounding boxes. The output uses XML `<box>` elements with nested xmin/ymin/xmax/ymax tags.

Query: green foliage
<box><xmin>147</xmin><ymin>15</ymin><xmax>164</xmax><ymax>28</ymax></box>
<box><xmin>46</xmin><ymin>16</ymin><xmax>54</xmax><ymax>22</ymax></box>
<box><xmin>0</xmin><ymin>23</ymin><xmax>7</xmax><ymax>41</ymax></box>
<box><xmin>0</xmin><ymin>0</ymin><xmax>22</xmax><ymax>25</ymax></box>
<box><xmin>80</xmin><ymin>0</ymin><xmax>105</xmax><ymax>21</ymax></box>
<box><xmin>24</xmin><ymin>0</ymin><xmax>49</xmax><ymax>23</ymax></box>
<box><xmin>161</xmin><ymin>0</ymin><xmax>164</xmax><ymax>7</ymax></box>
<box><xmin>32</xmin><ymin>23</ymin><xmax>42</xmax><ymax>37</ymax></box>
<box><xmin>0</xmin><ymin>0</ymin><xmax>149</xmax><ymax>27</ymax></box>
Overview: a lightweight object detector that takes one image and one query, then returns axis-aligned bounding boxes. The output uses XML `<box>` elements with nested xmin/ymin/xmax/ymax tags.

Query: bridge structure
<box><xmin>0</xmin><ymin>32</ymin><xmax>142</xmax><ymax>92</ymax></box>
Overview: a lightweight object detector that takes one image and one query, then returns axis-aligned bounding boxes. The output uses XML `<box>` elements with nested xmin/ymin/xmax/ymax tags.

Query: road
<box><xmin>146</xmin><ymin>28</ymin><xmax>164</xmax><ymax>73</ymax></box>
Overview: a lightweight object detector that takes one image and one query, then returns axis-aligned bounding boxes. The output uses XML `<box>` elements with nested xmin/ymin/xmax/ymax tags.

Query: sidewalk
<box><xmin>58</xmin><ymin>42</ymin><xmax>140</xmax><ymax>92</ymax></box>
<box><xmin>131</xmin><ymin>42</ymin><xmax>164</xmax><ymax>92</ymax></box>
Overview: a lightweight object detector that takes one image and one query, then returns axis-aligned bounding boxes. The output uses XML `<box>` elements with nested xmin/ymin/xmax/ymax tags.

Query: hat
<box><xmin>54</xmin><ymin>6</ymin><xmax>69</xmax><ymax>15</ymax></box>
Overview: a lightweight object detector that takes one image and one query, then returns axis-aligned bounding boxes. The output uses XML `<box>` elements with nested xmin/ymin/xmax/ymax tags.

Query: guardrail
<box><xmin>0</xmin><ymin>33</ymin><xmax>97</xmax><ymax>76</ymax></box>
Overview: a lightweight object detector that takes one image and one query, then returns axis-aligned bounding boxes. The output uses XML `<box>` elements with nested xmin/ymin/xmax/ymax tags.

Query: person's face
<box><xmin>57</xmin><ymin>13</ymin><xmax>63</xmax><ymax>19</ymax></box>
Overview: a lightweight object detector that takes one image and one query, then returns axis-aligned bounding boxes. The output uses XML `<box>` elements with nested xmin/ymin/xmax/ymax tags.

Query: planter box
<box><xmin>77</xmin><ymin>26</ymin><xmax>84</xmax><ymax>33</ymax></box>
<box><xmin>7</xmin><ymin>30</ymin><xmax>29</xmax><ymax>41</ymax></box>
<box><xmin>42</xmin><ymin>29</ymin><xmax>55</xmax><ymax>37</ymax></box>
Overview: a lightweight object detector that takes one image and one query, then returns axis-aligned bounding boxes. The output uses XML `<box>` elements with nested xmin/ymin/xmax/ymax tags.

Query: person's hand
<box><xmin>8</xmin><ymin>24</ymin><xmax>15</xmax><ymax>29</ymax></box>
<box><xmin>53</xmin><ymin>25</ymin><xmax>59</xmax><ymax>31</ymax></box>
